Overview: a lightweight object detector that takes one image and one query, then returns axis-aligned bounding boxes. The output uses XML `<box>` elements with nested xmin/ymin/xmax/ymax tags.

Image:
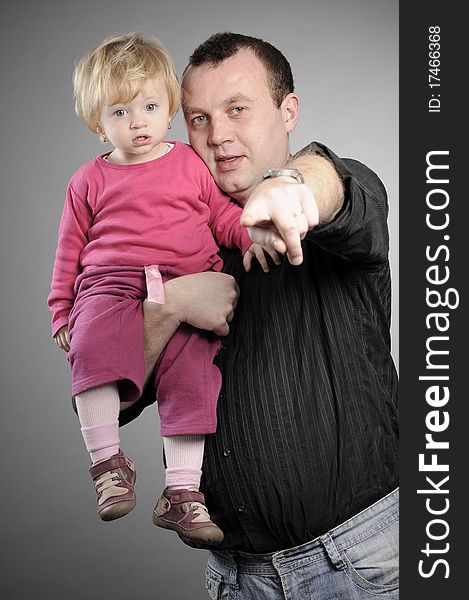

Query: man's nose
<box><xmin>208</xmin><ymin>117</ymin><xmax>233</xmax><ymax>145</ymax></box>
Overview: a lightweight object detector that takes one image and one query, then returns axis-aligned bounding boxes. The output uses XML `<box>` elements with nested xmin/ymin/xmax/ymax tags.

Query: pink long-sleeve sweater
<box><xmin>48</xmin><ymin>142</ymin><xmax>252</xmax><ymax>336</ymax></box>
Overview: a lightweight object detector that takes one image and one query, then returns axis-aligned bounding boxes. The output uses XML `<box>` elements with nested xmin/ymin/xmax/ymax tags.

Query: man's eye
<box><xmin>230</xmin><ymin>107</ymin><xmax>245</xmax><ymax>116</ymax></box>
<box><xmin>146</xmin><ymin>103</ymin><xmax>157</xmax><ymax>111</ymax></box>
<box><xmin>114</xmin><ymin>109</ymin><xmax>126</xmax><ymax>117</ymax></box>
<box><xmin>192</xmin><ymin>115</ymin><xmax>207</xmax><ymax>125</ymax></box>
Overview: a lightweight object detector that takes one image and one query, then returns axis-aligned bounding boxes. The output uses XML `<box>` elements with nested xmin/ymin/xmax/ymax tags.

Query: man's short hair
<box><xmin>73</xmin><ymin>33</ymin><xmax>181</xmax><ymax>133</ymax></box>
<box><xmin>184</xmin><ymin>32</ymin><xmax>294</xmax><ymax>108</ymax></box>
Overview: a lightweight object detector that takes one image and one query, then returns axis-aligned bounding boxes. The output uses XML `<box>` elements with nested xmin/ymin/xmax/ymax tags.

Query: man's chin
<box><xmin>213</xmin><ymin>174</ymin><xmax>252</xmax><ymax>203</ymax></box>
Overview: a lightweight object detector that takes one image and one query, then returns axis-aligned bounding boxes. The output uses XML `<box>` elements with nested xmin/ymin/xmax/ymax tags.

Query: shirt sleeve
<box><xmin>47</xmin><ymin>180</ymin><xmax>93</xmax><ymax>336</ymax></box>
<box><xmin>296</xmin><ymin>142</ymin><xmax>390</xmax><ymax>268</ymax></box>
<box><xmin>201</xmin><ymin>169</ymin><xmax>252</xmax><ymax>255</ymax></box>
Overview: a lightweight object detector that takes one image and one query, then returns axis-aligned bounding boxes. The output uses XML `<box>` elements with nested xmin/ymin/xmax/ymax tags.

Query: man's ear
<box><xmin>281</xmin><ymin>93</ymin><xmax>300</xmax><ymax>134</ymax></box>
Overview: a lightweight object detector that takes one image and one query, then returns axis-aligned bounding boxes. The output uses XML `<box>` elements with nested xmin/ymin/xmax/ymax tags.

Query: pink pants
<box><xmin>68</xmin><ymin>266</ymin><xmax>221</xmax><ymax>436</ymax></box>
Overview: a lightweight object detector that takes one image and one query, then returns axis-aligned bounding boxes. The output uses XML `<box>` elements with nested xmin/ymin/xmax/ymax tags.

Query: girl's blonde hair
<box><xmin>73</xmin><ymin>33</ymin><xmax>181</xmax><ymax>133</ymax></box>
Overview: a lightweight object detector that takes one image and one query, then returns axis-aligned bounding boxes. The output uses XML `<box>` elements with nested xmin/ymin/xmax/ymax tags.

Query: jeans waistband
<box><xmin>211</xmin><ymin>487</ymin><xmax>399</xmax><ymax>577</ymax></box>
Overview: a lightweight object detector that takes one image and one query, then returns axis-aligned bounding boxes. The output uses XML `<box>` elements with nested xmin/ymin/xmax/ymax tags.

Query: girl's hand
<box><xmin>54</xmin><ymin>325</ymin><xmax>70</xmax><ymax>352</ymax></box>
<box><xmin>243</xmin><ymin>243</ymin><xmax>281</xmax><ymax>273</ymax></box>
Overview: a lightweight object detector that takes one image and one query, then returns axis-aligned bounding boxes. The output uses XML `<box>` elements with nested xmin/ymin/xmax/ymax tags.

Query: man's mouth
<box><xmin>215</xmin><ymin>155</ymin><xmax>244</xmax><ymax>171</ymax></box>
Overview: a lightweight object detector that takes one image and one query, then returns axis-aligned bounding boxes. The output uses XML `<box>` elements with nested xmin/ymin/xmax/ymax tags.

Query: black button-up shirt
<box><xmin>200</xmin><ymin>142</ymin><xmax>399</xmax><ymax>553</ymax></box>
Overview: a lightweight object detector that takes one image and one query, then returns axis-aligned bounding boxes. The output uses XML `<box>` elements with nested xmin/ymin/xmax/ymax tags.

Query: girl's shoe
<box><xmin>153</xmin><ymin>488</ymin><xmax>224</xmax><ymax>545</ymax></box>
<box><xmin>89</xmin><ymin>449</ymin><xmax>136</xmax><ymax>521</ymax></box>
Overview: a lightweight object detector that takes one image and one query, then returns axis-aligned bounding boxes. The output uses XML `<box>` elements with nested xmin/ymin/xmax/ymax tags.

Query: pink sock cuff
<box><xmin>81</xmin><ymin>423</ymin><xmax>120</xmax><ymax>464</ymax></box>
<box><xmin>165</xmin><ymin>467</ymin><xmax>202</xmax><ymax>489</ymax></box>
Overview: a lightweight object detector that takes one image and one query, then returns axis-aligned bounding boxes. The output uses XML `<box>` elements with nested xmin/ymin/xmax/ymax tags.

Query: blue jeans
<box><xmin>205</xmin><ymin>488</ymin><xmax>399</xmax><ymax>599</ymax></box>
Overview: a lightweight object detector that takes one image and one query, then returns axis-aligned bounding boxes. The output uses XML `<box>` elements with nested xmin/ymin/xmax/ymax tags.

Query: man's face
<box><xmin>183</xmin><ymin>49</ymin><xmax>298</xmax><ymax>204</ymax></box>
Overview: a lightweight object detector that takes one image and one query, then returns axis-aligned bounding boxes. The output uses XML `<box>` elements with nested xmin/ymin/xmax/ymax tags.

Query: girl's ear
<box><xmin>96</xmin><ymin>125</ymin><xmax>107</xmax><ymax>144</ymax></box>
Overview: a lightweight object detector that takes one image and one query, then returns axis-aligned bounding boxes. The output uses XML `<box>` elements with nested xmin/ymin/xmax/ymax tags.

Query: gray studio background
<box><xmin>0</xmin><ymin>0</ymin><xmax>398</xmax><ymax>598</ymax></box>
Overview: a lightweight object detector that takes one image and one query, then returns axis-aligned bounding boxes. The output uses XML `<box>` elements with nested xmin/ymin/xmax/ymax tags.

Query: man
<box><xmin>128</xmin><ymin>33</ymin><xmax>399</xmax><ymax>599</ymax></box>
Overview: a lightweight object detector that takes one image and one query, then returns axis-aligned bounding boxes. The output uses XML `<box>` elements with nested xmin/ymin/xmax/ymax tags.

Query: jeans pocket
<box><xmin>340</xmin><ymin>516</ymin><xmax>399</xmax><ymax>594</ymax></box>
<box><xmin>205</xmin><ymin>564</ymin><xmax>230</xmax><ymax>600</ymax></box>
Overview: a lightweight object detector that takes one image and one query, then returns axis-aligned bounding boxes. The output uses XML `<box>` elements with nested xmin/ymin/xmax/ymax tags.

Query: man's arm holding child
<box><xmin>143</xmin><ymin>271</ymin><xmax>239</xmax><ymax>385</ymax></box>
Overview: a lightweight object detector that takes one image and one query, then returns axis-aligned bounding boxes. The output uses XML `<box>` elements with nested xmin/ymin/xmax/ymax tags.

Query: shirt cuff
<box><xmin>52</xmin><ymin>315</ymin><xmax>69</xmax><ymax>338</ymax></box>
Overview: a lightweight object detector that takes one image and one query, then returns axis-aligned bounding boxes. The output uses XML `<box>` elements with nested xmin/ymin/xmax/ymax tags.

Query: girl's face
<box><xmin>99</xmin><ymin>77</ymin><xmax>172</xmax><ymax>164</ymax></box>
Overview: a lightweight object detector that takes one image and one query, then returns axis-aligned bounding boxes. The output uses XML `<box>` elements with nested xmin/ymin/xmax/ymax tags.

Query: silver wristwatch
<box><xmin>262</xmin><ymin>168</ymin><xmax>305</xmax><ymax>184</ymax></box>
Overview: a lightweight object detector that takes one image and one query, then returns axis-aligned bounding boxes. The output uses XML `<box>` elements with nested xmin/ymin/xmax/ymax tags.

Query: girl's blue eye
<box><xmin>146</xmin><ymin>104</ymin><xmax>157</xmax><ymax>111</ymax></box>
<box><xmin>114</xmin><ymin>109</ymin><xmax>126</xmax><ymax>117</ymax></box>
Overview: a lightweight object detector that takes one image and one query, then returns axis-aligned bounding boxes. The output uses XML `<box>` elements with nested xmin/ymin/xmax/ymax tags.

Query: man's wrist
<box><xmin>262</xmin><ymin>168</ymin><xmax>305</xmax><ymax>184</ymax></box>
<box><xmin>145</xmin><ymin>290</ymin><xmax>181</xmax><ymax>329</ymax></box>
<box><xmin>158</xmin><ymin>281</ymin><xmax>182</xmax><ymax>326</ymax></box>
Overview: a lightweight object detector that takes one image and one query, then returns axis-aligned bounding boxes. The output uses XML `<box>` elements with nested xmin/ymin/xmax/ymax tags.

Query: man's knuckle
<box><xmin>283</xmin><ymin>224</ymin><xmax>298</xmax><ymax>235</ymax></box>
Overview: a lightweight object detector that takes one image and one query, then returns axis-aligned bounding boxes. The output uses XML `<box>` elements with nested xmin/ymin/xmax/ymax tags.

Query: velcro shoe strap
<box><xmin>166</xmin><ymin>489</ymin><xmax>205</xmax><ymax>504</ymax></box>
<box><xmin>90</xmin><ymin>451</ymin><xmax>129</xmax><ymax>480</ymax></box>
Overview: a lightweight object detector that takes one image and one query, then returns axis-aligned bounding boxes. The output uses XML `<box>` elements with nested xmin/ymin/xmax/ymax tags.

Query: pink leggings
<box><xmin>68</xmin><ymin>265</ymin><xmax>221</xmax><ymax>436</ymax></box>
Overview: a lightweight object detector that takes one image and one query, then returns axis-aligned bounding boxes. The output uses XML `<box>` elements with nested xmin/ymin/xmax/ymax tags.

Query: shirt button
<box><xmin>238</xmin><ymin>505</ymin><xmax>246</xmax><ymax>513</ymax></box>
<box><xmin>223</xmin><ymin>449</ymin><xmax>231</xmax><ymax>457</ymax></box>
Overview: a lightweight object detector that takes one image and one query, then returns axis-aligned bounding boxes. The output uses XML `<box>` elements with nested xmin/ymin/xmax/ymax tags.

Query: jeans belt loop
<box><xmin>320</xmin><ymin>533</ymin><xmax>347</xmax><ymax>571</ymax></box>
<box><xmin>228</xmin><ymin>552</ymin><xmax>240</xmax><ymax>589</ymax></box>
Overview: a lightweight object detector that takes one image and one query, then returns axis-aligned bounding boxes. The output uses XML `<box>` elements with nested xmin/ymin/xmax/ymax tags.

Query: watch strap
<box><xmin>262</xmin><ymin>168</ymin><xmax>305</xmax><ymax>184</ymax></box>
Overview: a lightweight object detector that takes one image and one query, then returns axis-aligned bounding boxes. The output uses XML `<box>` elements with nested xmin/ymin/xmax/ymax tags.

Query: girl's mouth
<box><xmin>132</xmin><ymin>135</ymin><xmax>150</xmax><ymax>145</ymax></box>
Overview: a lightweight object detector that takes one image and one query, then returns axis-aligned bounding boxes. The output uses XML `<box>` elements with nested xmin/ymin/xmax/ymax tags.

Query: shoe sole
<box><xmin>99</xmin><ymin>498</ymin><xmax>136</xmax><ymax>521</ymax></box>
<box><xmin>152</xmin><ymin>513</ymin><xmax>224</xmax><ymax>545</ymax></box>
